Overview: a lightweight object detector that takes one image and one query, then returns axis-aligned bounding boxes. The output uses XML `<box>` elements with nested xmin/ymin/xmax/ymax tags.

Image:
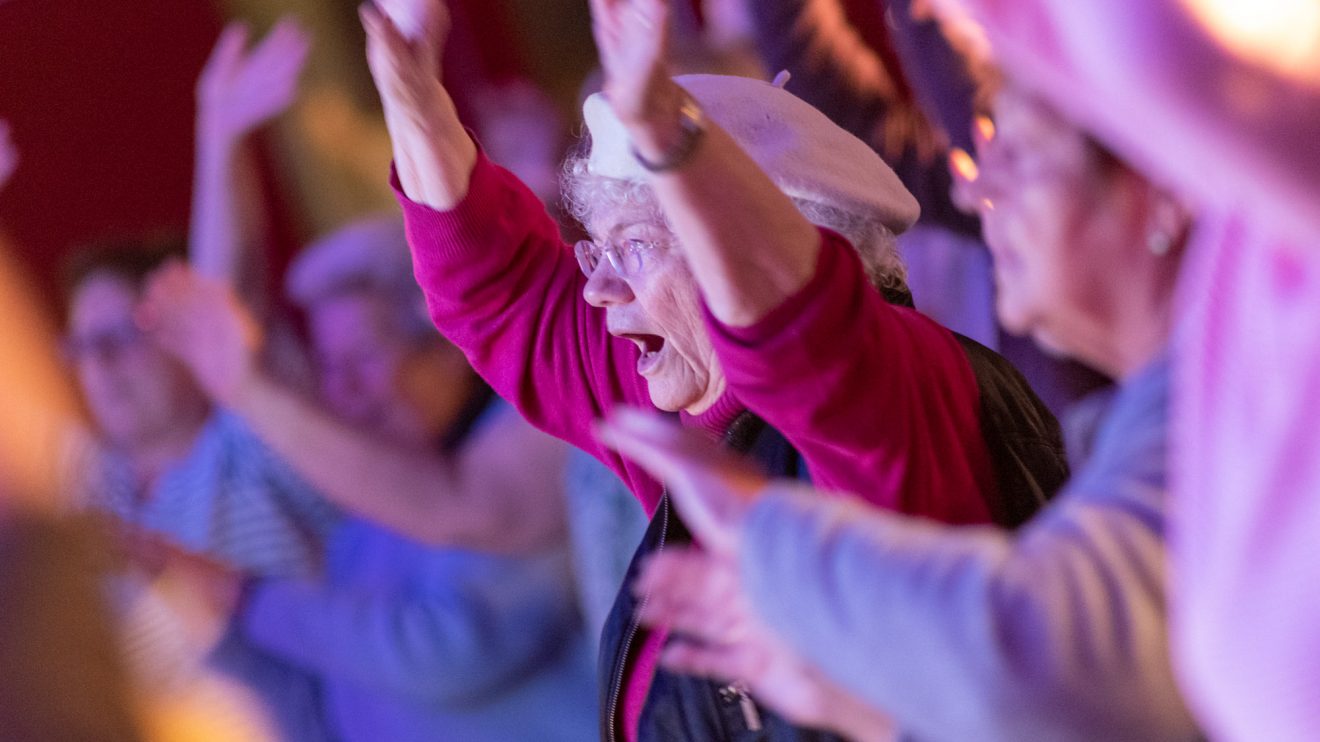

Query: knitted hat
<box><xmin>583</xmin><ymin>74</ymin><xmax>921</xmax><ymax>235</ymax></box>
<box><xmin>286</xmin><ymin>216</ymin><xmax>415</xmax><ymax>306</ymax></box>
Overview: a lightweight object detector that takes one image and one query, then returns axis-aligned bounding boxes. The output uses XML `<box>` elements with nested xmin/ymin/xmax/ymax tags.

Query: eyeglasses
<box><xmin>62</xmin><ymin>323</ymin><xmax>146</xmax><ymax>363</ymax></box>
<box><xmin>574</xmin><ymin>237</ymin><xmax>662</xmax><ymax>278</ymax></box>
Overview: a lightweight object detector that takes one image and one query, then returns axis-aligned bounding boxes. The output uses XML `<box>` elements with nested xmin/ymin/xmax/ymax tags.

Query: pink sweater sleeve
<box><xmin>707</xmin><ymin>229</ymin><xmax>995</xmax><ymax>524</ymax></box>
<box><xmin>392</xmin><ymin>154</ymin><xmax>664</xmax><ymax>511</ymax></box>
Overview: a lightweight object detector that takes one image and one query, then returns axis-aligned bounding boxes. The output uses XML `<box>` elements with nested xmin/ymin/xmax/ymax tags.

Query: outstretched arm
<box><xmin>240</xmin><ymin>537</ymin><xmax>582</xmax><ymax>702</ymax></box>
<box><xmin>590</xmin><ymin>0</ymin><xmax>822</xmax><ymax>327</ymax></box>
<box><xmin>361</xmin><ymin>0</ymin><xmax>476</xmax><ymax>210</ymax></box>
<box><xmin>141</xmin><ymin>263</ymin><xmax>569</xmax><ymax>554</ymax></box>
<box><xmin>190</xmin><ymin>18</ymin><xmax>309</xmax><ymax>294</ymax></box>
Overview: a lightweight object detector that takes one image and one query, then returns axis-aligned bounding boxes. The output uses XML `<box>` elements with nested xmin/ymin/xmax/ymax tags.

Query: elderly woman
<box><xmin>912</xmin><ymin>3</ymin><xmax>1320</xmax><ymax>739</ymax></box>
<box><xmin>361</xmin><ymin>0</ymin><xmax>1067</xmax><ymax>739</ymax></box>
<box><xmin>598</xmin><ymin>15</ymin><xmax>1202</xmax><ymax>742</ymax></box>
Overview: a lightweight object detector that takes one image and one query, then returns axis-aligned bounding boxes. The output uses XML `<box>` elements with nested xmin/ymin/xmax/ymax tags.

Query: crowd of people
<box><xmin>0</xmin><ymin>0</ymin><xmax>1317</xmax><ymax>740</ymax></box>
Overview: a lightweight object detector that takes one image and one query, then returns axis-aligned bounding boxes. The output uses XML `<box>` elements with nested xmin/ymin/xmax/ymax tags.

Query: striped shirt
<box><xmin>73</xmin><ymin>410</ymin><xmax>341</xmax><ymax>578</ymax></box>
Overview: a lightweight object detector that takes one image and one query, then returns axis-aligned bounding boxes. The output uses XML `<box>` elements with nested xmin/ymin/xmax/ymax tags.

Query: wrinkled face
<box><xmin>307</xmin><ymin>291</ymin><xmax>422</xmax><ymax>436</ymax></box>
<box><xmin>973</xmin><ymin>86</ymin><xmax>1123</xmax><ymax>354</ymax></box>
<box><xmin>67</xmin><ymin>274</ymin><xmax>204</xmax><ymax>448</ymax></box>
<box><xmin>582</xmin><ymin>208</ymin><xmax>723</xmax><ymax>413</ymax></box>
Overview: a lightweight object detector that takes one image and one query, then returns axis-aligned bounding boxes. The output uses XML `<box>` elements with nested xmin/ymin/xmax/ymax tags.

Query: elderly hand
<box><xmin>197</xmin><ymin>18</ymin><xmax>310</xmax><ymax>145</ymax></box>
<box><xmin>588</xmin><ymin>0</ymin><xmax>690</xmax><ymax>159</ymax></box>
<box><xmin>0</xmin><ymin>120</ymin><xmax>17</xmax><ymax>193</ymax></box>
<box><xmin>138</xmin><ymin>261</ymin><xmax>262</xmax><ymax>405</ymax></box>
<box><xmin>361</xmin><ymin>0</ymin><xmax>476</xmax><ymax>209</ymax></box>
<box><xmin>361</xmin><ymin>0</ymin><xmax>448</xmax><ymax>127</ymax></box>
<box><xmin>595</xmin><ymin>407</ymin><xmax>765</xmax><ymax>556</ymax></box>
<box><xmin>636</xmin><ymin>547</ymin><xmax>897</xmax><ymax>737</ymax></box>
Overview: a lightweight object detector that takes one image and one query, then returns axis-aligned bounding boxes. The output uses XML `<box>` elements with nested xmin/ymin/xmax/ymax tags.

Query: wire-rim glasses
<box><xmin>574</xmin><ymin>237</ymin><xmax>661</xmax><ymax>278</ymax></box>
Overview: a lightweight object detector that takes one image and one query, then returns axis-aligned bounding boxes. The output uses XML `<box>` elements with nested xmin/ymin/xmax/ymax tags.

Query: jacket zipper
<box><xmin>607</xmin><ymin>491</ymin><xmax>670</xmax><ymax>742</ymax></box>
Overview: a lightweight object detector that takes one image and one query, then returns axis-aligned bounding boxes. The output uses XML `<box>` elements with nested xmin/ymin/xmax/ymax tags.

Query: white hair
<box><xmin>561</xmin><ymin>144</ymin><xmax>908</xmax><ymax>298</ymax></box>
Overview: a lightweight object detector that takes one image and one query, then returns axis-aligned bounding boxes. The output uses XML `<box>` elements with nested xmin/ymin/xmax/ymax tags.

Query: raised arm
<box><xmin>141</xmin><ymin>263</ymin><xmax>569</xmax><ymax>554</ymax></box>
<box><xmin>191</xmin><ymin>19</ymin><xmax>308</xmax><ymax>292</ymax></box>
<box><xmin>360</xmin><ymin>0</ymin><xmax>476</xmax><ymax>210</ymax></box>
<box><xmin>359</xmin><ymin>0</ymin><xmax>659</xmax><ymax>501</ymax></box>
<box><xmin>591</xmin><ymin>0</ymin><xmax>822</xmax><ymax>328</ymax></box>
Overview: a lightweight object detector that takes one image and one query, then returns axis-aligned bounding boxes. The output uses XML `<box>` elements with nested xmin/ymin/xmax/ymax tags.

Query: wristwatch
<box><xmin>630</xmin><ymin>94</ymin><xmax>707</xmax><ymax>173</ymax></box>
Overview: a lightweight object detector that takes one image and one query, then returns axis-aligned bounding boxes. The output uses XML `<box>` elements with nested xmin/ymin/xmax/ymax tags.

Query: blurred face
<box><xmin>67</xmin><ymin>273</ymin><xmax>206</xmax><ymax>448</ymax></box>
<box><xmin>308</xmin><ymin>291</ymin><xmax>429</xmax><ymax>439</ymax></box>
<box><xmin>972</xmin><ymin>87</ymin><xmax>1129</xmax><ymax>355</ymax></box>
<box><xmin>581</xmin><ymin>208</ymin><xmax>723</xmax><ymax>413</ymax></box>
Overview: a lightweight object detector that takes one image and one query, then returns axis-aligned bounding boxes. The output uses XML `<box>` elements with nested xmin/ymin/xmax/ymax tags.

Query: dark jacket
<box><xmin>598</xmin><ymin>338</ymin><xmax>1069</xmax><ymax>740</ymax></box>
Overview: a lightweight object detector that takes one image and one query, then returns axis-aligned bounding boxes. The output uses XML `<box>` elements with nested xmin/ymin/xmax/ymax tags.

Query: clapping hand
<box><xmin>197</xmin><ymin>17</ymin><xmax>310</xmax><ymax>145</ymax></box>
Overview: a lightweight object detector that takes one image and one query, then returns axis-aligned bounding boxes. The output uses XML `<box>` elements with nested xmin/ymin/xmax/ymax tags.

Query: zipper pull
<box><xmin>735</xmin><ymin>684</ymin><xmax>763</xmax><ymax>732</ymax></box>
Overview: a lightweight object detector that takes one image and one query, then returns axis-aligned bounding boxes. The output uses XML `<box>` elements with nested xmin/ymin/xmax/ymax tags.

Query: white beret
<box><xmin>583</xmin><ymin>74</ymin><xmax>920</xmax><ymax>234</ymax></box>
<box><xmin>286</xmin><ymin>215</ymin><xmax>415</xmax><ymax>308</ymax></box>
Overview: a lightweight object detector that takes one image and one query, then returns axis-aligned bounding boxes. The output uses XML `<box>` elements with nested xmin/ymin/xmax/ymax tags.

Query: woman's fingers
<box><xmin>596</xmin><ymin>406</ymin><xmax>765</xmax><ymax>553</ymax></box>
<box><xmin>635</xmin><ymin>548</ymin><xmax>751</xmax><ymax>643</ymax></box>
<box><xmin>660</xmin><ymin>640</ymin><xmax>746</xmax><ymax>685</ymax></box>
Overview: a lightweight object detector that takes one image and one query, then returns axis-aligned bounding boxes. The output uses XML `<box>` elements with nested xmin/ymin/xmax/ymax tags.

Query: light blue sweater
<box><xmin>240</xmin><ymin>519</ymin><xmax>598</xmax><ymax>741</ymax></box>
<box><xmin>740</xmin><ymin>357</ymin><xmax>1199</xmax><ymax>741</ymax></box>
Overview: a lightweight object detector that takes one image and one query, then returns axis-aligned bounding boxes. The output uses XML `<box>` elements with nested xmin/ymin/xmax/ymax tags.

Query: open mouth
<box><xmin>622</xmin><ymin>333</ymin><xmax>666</xmax><ymax>373</ymax></box>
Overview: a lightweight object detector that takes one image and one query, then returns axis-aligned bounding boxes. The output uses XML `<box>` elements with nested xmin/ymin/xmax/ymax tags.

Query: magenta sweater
<box><xmin>393</xmin><ymin>152</ymin><xmax>996</xmax><ymax>737</ymax></box>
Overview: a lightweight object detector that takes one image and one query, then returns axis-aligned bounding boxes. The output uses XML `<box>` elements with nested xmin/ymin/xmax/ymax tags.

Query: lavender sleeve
<box><xmin>739</xmin><ymin>361</ymin><xmax>1199</xmax><ymax>741</ymax></box>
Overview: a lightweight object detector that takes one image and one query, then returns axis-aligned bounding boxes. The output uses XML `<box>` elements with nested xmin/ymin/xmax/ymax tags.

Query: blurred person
<box><xmin>739</xmin><ymin>0</ymin><xmax>1111</xmax><ymax>411</ymax></box>
<box><xmin>61</xmin><ymin>238</ymin><xmax>339</xmax><ymax>741</ymax></box>
<box><xmin>188</xmin><ymin>15</ymin><xmax>573</xmax><ymax>552</ymax></box>
<box><xmin>0</xmin><ymin>125</ymin><xmax>279</xmax><ymax>742</ymax></box>
<box><xmin>602</xmin><ymin>73</ymin><xmax>1200</xmax><ymax>741</ymax></box>
<box><xmin>361</xmin><ymin>0</ymin><xmax>1068</xmax><ymax>738</ymax></box>
<box><xmin>141</xmin><ymin>230</ymin><xmax>598</xmax><ymax>740</ymax></box>
<box><xmin>916</xmin><ymin>1</ymin><xmax>1320</xmax><ymax>739</ymax></box>
<box><xmin>152</xmin><ymin>21</ymin><xmax>598</xmax><ymax>736</ymax></box>
<box><xmin>0</xmin><ymin>135</ymin><xmax>142</xmax><ymax>738</ymax></box>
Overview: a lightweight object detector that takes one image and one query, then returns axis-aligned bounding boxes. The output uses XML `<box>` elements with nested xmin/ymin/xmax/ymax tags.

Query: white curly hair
<box><xmin>560</xmin><ymin>138</ymin><xmax>908</xmax><ymax>298</ymax></box>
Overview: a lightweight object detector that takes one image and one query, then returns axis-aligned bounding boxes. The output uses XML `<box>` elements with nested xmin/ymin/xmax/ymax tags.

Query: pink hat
<box><xmin>582</xmin><ymin>74</ymin><xmax>921</xmax><ymax>235</ymax></box>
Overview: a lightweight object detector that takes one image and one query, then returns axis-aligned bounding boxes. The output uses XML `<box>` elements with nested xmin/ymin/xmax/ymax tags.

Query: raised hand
<box><xmin>138</xmin><ymin>262</ymin><xmax>262</xmax><ymax>405</ymax></box>
<box><xmin>197</xmin><ymin>17</ymin><xmax>310</xmax><ymax>145</ymax></box>
<box><xmin>594</xmin><ymin>406</ymin><xmax>765</xmax><ymax>556</ymax></box>
<box><xmin>360</xmin><ymin>0</ymin><xmax>476</xmax><ymax>209</ymax></box>
<box><xmin>361</xmin><ymin>0</ymin><xmax>447</xmax><ymax>128</ymax></box>
<box><xmin>0</xmin><ymin>120</ymin><xmax>17</xmax><ymax>193</ymax></box>
<box><xmin>588</xmin><ymin>0</ymin><xmax>694</xmax><ymax>162</ymax></box>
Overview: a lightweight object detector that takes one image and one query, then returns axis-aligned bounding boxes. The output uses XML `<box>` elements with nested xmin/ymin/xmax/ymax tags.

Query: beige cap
<box><xmin>583</xmin><ymin>74</ymin><xmax>920</xmax><ymax>234</ymax></box>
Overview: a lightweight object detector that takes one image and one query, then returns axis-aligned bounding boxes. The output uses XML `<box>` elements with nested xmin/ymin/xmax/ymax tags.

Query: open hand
<box><xmin>637</xmin><ymin>547</ymin><xmax>890</xmax><ymax>734</ymax></box>
<box><xmin>588</xmin><ymin>0</ymin><xmax>685</xmax><ymax>138</ymax></box>
<box><xmin>197</xmin><ymin>17</ymin><xmax>310</xmax><ymax>144</ymax></box>
<box><xmin>361</xmin><ymin>0</ymin><xmax>448</xmax><ymax>126</ymax></box>
<box><xmin>138</xmin><ymin>261</ymin><xmax>262</xmax><ymax>405</ymax></box>
<box><xmin>595</xmin><ymin>407</ymin><xmax>765</xmax><ymax>556</ymax></box>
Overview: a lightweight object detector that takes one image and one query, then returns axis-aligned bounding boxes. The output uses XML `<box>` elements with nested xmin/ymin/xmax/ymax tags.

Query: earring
<box><xmin>1147</xmin><ymin>230</ymin><xmax>1173</xmax><ymax>256</ymax></box>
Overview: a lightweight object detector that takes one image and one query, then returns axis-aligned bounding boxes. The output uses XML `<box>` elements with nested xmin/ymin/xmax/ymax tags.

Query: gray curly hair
<box><xmin>560</xmin><ymin>142</ymin><xmax>908</xmax><ymax>298</ymax></box>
